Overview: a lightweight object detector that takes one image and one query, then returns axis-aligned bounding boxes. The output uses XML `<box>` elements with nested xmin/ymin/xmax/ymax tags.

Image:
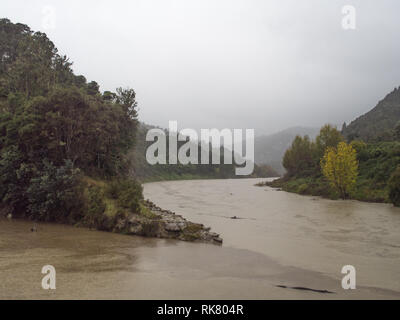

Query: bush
<box><xmin>85</xmin><ymin>185</ymin><xmax>106</xmax><ymax>227</ymax></box>
<box><xmin>105</xmin><ymin>179</ymin><xmax>143</xmax><ymax>213</ymax></box>
<box><xmin>388</xmin><ymin>166</ymin><xmax>400</xmax><ymax>207</ymax></box>
<box><xmin>26</xmin><ymin>160</ymin><xmax>84</xmax><ymax>222</ymax></box>
<box><xmin>297</xmin><ymin>183</ymin><xmax>308</xmax><ymax>194</ymax></box>
<box><xmin>0</xmin><ymin>147</ymin><xmax>33</xmax><ymax>213</ymax></box>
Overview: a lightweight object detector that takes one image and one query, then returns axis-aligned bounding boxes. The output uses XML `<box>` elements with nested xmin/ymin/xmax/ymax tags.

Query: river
<box><xmin>1</xmin><ymin>178</ymin><xmax>400</xmax><ymax>299</ymax></box>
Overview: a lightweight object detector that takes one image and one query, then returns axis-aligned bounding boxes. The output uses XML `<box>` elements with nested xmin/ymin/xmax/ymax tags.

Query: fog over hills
<box><xmin>253</xmin><ymin>127</ymin><xmax>319</xmax><ymax>175</ymax></box>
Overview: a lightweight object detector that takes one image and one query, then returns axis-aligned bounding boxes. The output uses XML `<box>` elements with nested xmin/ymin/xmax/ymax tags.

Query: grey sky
<box><xmin>2</xmin><ymin>0</ymin><xmax>400</xmax><ymax>135</ymax></box>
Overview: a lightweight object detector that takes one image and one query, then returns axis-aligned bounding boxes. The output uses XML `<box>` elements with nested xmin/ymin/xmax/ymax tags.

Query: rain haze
<box><xmin>2</xmin><ymin>0</ymin><xmax>400</xmax><ymax>135</ymax></box>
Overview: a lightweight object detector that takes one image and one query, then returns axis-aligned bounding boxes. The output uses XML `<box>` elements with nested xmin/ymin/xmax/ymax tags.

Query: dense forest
<box><xmin>130</xmin><ymin>123</ymin><xmax>278</xmax><ymax>182</ymax></box>
<box><xmin>0</xmin><ymin>18</ymin><xmax>146</xmax><ymax>225</ymax></box>
<box><xmin>265</xmin><ymin>89</ymin><xmax>400</xmax><ymax>207</ymax></box>
<box><xmin>0</xmin><ymin>19</ymin><xmax>276</xmax><ymax>226</ymax></box>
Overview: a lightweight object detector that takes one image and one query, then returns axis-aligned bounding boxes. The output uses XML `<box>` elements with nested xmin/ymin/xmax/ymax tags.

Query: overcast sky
<box><xmin>2</xmin><ymin>0</ymin><xmax>400</xmax><ymax>135</ymax></box>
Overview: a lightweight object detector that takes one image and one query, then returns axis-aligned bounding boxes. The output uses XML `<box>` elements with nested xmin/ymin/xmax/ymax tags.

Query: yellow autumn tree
<box><xmin>321</xmin><ymin>142</ymin><xmax>358</xmax><ymax>199</ymax></box>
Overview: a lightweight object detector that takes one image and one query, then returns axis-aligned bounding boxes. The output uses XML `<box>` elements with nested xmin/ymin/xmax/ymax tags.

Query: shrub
<box><xmin>26</xmin><ymin>160</ymin><xmax>84</xmax><ymax>222</ymax></box>
<box><xmin>105</xmin><ymin>179</ymin><xmax>143</xmax><ymax>213</ymax></box>
<box><xmin>297</xmin><ymin>183</ymin><xmax>308</xmax><ymax>194</ymax></box>
<box><xmin>84</xmin><ymin>185</ymin><xmax>106</xmax><ymax>227</ymax></box>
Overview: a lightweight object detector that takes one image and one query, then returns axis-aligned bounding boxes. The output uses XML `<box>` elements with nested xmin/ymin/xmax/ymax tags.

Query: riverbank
<box><xmin>123</xmin><ymin>199</ymin><xmax>223</xmax><ymax>244</ymax></box>
<box><xmin>257</xmin><ymin>175</ymin><xmax>390</xmax><ymax>204</ymax></box>
<box><xmin>1</xmin><ymin>175</ymin><xmax>223</xmax><ymax>245</ymax></box>
<box><xmin>260</xmin><ymin>140</ymin><xmax>400</xmax><ymax>205</ymax></box>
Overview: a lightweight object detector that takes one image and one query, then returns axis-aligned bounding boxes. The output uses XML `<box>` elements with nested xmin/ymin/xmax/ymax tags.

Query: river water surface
<box><xmin>1</xmin><ymin>178</ymin><xmax>400</xmax><ymax>299</ymax></box>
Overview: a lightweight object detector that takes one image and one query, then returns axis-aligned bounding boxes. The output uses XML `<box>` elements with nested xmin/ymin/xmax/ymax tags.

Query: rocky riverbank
<box><xmin>121</xmin><ymin>199</ymin><xmax>223</xmax><ymax>244</ymax></box>
<box><xmin>1</xmin><ymin>200</ymin><xmax>223</xmax><ymax>245</ymax></box>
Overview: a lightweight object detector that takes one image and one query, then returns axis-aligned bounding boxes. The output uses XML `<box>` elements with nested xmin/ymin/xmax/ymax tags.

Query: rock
<box><xmin>129</xmin><ymin>224</ymin><xmax>142</xmax><ymax>234</ymax></box>
<box><xmin>122</xmin><ymin>200</ymin><xmax>224</xmax><ymax>244</ymax></box>
<box><xmin>213</xmin><ymin>237</ymin><xmax>223</xmax><ymax>244</ymax></box>
<box><xmin>165</xmin><ymin>222</ymin><xmax>181</xmax><ymax>232</ymax></box>
<box><xmin>114</xmin><ymin>218</ymin><xmax>126</xmax><ymax>230</ymax></box>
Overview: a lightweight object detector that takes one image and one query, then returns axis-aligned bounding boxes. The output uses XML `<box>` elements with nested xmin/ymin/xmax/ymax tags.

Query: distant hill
<box><xmin>253</xmin><ymin>127</ymin><xmax>319</xmax><ymax>175</ymax></box>
<box><xmin>342</xmin><ymin>87</ymin><xmax>400</xmax><ymax>142</ymax></box>
<box><xmin>130</xmin><ymin>123</ymin><xmax>279</xmax><ymax>181</ymax></box>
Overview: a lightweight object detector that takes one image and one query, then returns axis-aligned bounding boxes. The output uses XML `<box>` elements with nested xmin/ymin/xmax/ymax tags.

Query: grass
<box><xmin>139</xmin><ymin>203</ymin><xmax>159</xmax><ymax>219</ymax></box>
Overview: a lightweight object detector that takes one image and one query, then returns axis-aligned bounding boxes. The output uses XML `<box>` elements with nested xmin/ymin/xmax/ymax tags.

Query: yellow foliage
<box><xmin>320</xmin><ymin>142</ymin><xmax>358</xmax><ymax>199</ymax></box>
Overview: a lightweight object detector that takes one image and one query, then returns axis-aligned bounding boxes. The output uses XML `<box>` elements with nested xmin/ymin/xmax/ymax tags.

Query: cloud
<box><xmin>2</xmin><ymin>0</ymin><xmax>400</xmax><ymax>135</ymax></box>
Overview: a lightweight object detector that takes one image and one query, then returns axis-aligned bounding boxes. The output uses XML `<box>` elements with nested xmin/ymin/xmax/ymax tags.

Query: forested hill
<box><xmin>342</xmin><ymin>87</ymin><xmax>400</xmax><ymax>142</ymax></box>
<box><xmin>130</xmin><ymin>122</ymin><xmax>279</xmax><ymax>181</ymax></box>
<box><xmin>0</xmin><ymin>18</ymin><xmax>145</xmax><ymax>223</ymax></box>
<box><xmin>0</xmin><ymin>18</ymin><xmax>277</xmax><ymax>224</ymax></box>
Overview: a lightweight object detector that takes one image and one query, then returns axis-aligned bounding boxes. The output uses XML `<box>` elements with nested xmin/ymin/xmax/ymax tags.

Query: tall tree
<box><xmin>321</xmin><ymin>142</ymin><xmax>358</xmax><ymax>199</ymax></box>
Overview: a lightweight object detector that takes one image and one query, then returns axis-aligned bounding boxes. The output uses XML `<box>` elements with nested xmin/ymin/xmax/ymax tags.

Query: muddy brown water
<box><xmin>1</xmin><ymin>178</ymin><xmax>400</xmax><ymax>299</ymax></box>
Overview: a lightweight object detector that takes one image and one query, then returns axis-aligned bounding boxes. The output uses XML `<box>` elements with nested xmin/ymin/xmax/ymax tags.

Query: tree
<box><xmin>87</xmin><ymin>81</ymin><xmax>100</xmax><ymax>95</ymax></box>
<box><xmin>321</xmin><ymin>142</ymin><xmax>358</xmax><ymax>199</ymax></box>
<box><xmin>115</xmin><ymin>87</ymin><xmax>138</xmax><ymax>120</ymax></box>
<box><xmin>316</xmin><ymin>124</ymin><xmax>344</xmax><ymax>157</ymax></box>
<box><xmin>26</xmin><ymin>160</ymin><xmax>84</xmax><ymax>222</ymax></box>
<box><xmin>388</xmin><ymin>166</ymin><xmax>400</xmax><ymax>207</ymax></box>
<box><xmin>0</xmin><ymin>19</ymin><xmax>143</xmax><ymax>223</ymax></box>
<box><xmin>283</xmin><ymin>135</ymin><xmax>316</xmax><ymax>176</ymax></box>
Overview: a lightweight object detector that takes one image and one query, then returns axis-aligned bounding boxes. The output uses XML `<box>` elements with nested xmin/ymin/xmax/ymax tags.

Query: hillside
<box><xmin>130</xmin><ymin>123</ymin><xmax>278</xmax><ymax>181</ymax></box>
<box><xmin>261</xmin><ymin>87</ymin><xmax>400</xmax><ymax>206</ymax></box>
<box><xmin>253</xmin><ymin>127</ymin><xmax>319</xmax><ymax>175</ymax></box>
<box><xmin>342</xmin><ymin>87</ymin><xmax>400</xmax><ymax>142</ymax></box>
<box><xmin>0</xmin><ymin>18</ymin><xmax>223</xmax><ymax>242</ymax></box>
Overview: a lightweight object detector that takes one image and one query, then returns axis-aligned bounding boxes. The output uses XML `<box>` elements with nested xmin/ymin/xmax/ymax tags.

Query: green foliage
<box><xmin>26</xmin><ymin>161</ymin><xmax>84</xmax><ymax>222</ymax></box>
<box><xmin>105</xmin><ymin>179</ymin><xmax>143</xmax><ymax>213</ymax></box>
<box><xmin>0</xmin><ymin>146</ymin><xmax>32</xmax><ymax>212</ymax></box>
<box><xmin>0</xmin><ymin>148</ymin><xmax>84</xmax><ymax>221</ymax></box>
<box><xmin>267</xmin><ymin>114</ymin><xmax>400</xmax><ymax>204</ymax></box>
<box><xmin>267</xmin><ymin>176</ymin><xmax>338</xmax><ymax>199</ymax></box>
<box><xmin>271</xmin><ymin>139</ymin><xmax>400</xmax><ymax>204</ymax></box>
<box><xmin>283</xmin><ymin>135</ymin><xmax>315</xmax><ymax>177</ymax></box>
<box><xmin>388</xmin><ymin>166</ymin><xmax>400</xmax><ymax>207</ymax></box>
<box><xmin>0</xmin><ymin>19</ymin><xmax>142</xmax><ymax>223</ymax></box>
<box><xmin>282</xmin><ymin>125</ymin><xmax>343</xmax><ymax>177</ymax></box>
<box><xmin>315</xmin><ymin>124</ymin><xmax>344</xmax><ymax>158</ymax></box>
<box><xmin>85</xmin><ymin>185</ymin><xmax>107</xmax><ymax>227</ymax></box>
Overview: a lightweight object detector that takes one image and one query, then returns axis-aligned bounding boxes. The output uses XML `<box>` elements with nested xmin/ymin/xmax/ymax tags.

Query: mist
<box><xmin>2</xmin><ymin>0</ymin><xmax>400</xmax><ymax>135</ymax></box>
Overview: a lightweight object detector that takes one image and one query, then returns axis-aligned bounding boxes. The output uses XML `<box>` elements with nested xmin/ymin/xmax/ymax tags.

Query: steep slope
<box><xmin>342</xmin><ymin>87</ymin><xmax>400</xmax><ymax>142</ymax></box>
